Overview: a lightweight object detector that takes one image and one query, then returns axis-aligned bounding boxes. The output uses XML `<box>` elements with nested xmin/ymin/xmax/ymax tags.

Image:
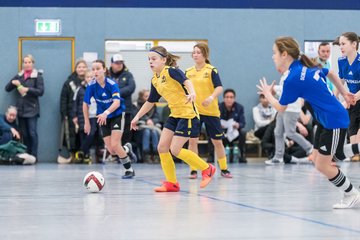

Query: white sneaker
<box><xmin>333</xmin><ymin>193</ymin><xmax>360</xmax><ymax>209</ymax></box>
<box><xmin>291</xmin><ymin>156</ymin><xmax>311</xmax><ymax>164</ymax></box>
<box><xmin>265</xmin><ymin>158</ymin><xmax>284</xmax><ymax>165</ymax></box>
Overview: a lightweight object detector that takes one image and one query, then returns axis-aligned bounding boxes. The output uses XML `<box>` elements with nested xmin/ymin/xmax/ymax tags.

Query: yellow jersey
<box><xmin>186</xmin><ymin>64</ymin><xmax>222</xmax><ymax>117</ymax></box>
<box><xmin>148</xmin><ymin>66</ymin><xmax>198</xmax><ymax>119</ymax></box>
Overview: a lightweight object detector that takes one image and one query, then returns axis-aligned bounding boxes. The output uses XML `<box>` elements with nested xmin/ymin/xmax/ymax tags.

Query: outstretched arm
<box><xmin>130</xmin><ymin>101</ymin><xmax>155</xmax><ymax>130</ymax></box>
<box><xmin>257</xmin><ymin>77</ymin><xmax>287</xmax><ymax>112</ymax></box>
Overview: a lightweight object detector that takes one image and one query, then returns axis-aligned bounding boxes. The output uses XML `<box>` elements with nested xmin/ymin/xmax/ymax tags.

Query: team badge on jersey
<box><xmin>161</xmin><ymin>76</ymin><xmax>166</xmax><ymax>83</ymax></box>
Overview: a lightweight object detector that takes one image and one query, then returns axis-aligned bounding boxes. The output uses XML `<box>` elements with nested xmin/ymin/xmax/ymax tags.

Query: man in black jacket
<box><xmin>219</xmin><ymin>89</ymin><xmax>247</xmax><ymax>163</ymax></box>
<box><xmin>108</xmin><ymin>54</ymin><xmax>136</xmax><ymax>144</ymax></box>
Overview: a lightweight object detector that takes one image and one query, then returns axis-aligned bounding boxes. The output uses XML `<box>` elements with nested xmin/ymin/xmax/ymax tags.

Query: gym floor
<box><xmin>1</xmin><ymin>160</ymin><xmax>360</xmax><ymax>240</ymax></box>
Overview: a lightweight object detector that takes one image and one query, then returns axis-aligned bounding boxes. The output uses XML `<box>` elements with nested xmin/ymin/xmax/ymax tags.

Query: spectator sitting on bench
<box><xmin>135</xmin><ymin>89</ymin><xmax>160</xmax><ymax>163</ymax></box>
<box><xmin>219</xmin><ymin>89</ymin><xmax>247</xmax><ymax>163</ymax></box>
<box><xmin>253</xmin><ymin>94</ymin><xmax>276</xmax><ymax>140</ymax></box>
<box><xmin>0</xmin><ymin>106</ymin><xmax>20</xmax><ymax>145</ymax></box>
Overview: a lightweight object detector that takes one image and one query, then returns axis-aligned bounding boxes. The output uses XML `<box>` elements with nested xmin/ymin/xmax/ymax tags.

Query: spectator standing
<box><xmin>5</xmin><ymin>55</ymin><xmax>44</xmax><ymax>159</ymax></box>
<box><xmin>60</xmin><ymin>60</ymin><xmax>87</xmax><ymax>155</ymax></box>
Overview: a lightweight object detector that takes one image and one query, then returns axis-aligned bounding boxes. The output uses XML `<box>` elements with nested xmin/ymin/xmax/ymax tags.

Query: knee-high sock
<box><xmin>217</xmin><ymin>156</ymin><xmax>227</xmax><ymax>170</ymax></box>
<box><xmin>329</xmin><ymin>169</ymin><xmax>358</xmax><ymax>195</ymax></box>
<box><xmin>176</xmin><ymin>149</ymin><xmax>209</xmax><ymax>171</ymax></box>
<box><xmin>120</xmin><ymin>156</ymin><xmax>133</xmax><ymax>171</ymax></box>
<box><xmin>159</xmin><ymin>152</ymin><xmax>177</xmax><ymax>183</ymax></box>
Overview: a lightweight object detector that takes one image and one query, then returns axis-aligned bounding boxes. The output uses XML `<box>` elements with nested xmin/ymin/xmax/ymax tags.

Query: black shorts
<box><xmin>348</xmin><ymin>100</ymin><xmax>360</xmax><ymax>136</ymax></box>
<box><xmin>314</xmin><ymin>124</ymin><xmax>346</xmax><ymax>157</ymax></box>
<box><xmin>164</xmin><ymin>117</ymin><xmax>200</xmax><ymax>138</ymax></box>
<box><xmin>100</xmin><ymin>114</ymin><xmax>124</xmax><ymax>138</ymax></box>
<box><xmin>193</xmin><ymin>115</ymin><xmax>224</xmax><ymax>140</ymax></box>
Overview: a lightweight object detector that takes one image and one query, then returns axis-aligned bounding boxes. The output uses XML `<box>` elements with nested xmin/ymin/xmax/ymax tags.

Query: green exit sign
<box><xmin>34</xmin><ymin>19</ymin><xmax>61</xmax><ymax>36</ymax></box>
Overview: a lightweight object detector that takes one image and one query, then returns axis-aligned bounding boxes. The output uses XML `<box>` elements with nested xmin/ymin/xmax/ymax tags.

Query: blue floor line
<box><xmin>108</xmin><ymin>172</ymin><xmax>360</xmax><ymax>235</ymax></box>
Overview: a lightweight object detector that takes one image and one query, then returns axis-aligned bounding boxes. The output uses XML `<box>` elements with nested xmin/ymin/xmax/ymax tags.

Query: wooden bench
<box><xmin>245</xmin><ymin>140</ymin><xmax>262</xmax><ymax>158</ymax></box>
<box><xmin>197</xmin><ymin>139</ymin><xmax>263</xmax><ymax>158</ymax></box>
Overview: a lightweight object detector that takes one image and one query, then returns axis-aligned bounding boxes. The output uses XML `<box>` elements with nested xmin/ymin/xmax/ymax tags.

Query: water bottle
<box><xmin>233</xmin><ymin>146</ymin><xmax>240</xmax><ymax>163</ymax></box>
<box><xmin>225</xmin><ymin>145</ymin><xmax>231</xmax><ymax>162</ymax></box>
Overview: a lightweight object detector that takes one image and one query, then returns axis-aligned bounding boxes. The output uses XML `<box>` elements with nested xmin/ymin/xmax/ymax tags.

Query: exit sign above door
<box><xmin>34</xmin><ymin>19</ymin><xmax>61</xmax><ymax>36</ymax></box>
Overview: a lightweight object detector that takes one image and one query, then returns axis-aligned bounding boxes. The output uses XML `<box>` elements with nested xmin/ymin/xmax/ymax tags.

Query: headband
<box><xmin>150</xmin><ymin>50</ymin><xmax>166</xmax><ymax>58</ymax></box>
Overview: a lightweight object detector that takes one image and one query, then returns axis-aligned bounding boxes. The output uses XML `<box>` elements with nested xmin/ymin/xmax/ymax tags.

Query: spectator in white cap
<box><xmin>108</xmin><ymin>53</ymin><xmax>136</xmax><ymax>146</ymax></box>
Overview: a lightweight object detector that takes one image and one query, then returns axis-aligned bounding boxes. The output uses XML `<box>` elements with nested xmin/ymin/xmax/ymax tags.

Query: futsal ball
<box><xmin>83</xmin><ymin>171</ymin><xmax>105</xmax><ymax>193</ymax></box>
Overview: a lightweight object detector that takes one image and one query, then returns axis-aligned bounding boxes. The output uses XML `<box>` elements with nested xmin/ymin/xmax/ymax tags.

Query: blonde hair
<box><xmin>150</xmin><ymin>46</ymin><xmax>180</xmax><ymax>67</ymax></box>
<box><xmin>75</xmin><ymin>59</ymin><xmax>87</xmax><ymax>70</ymax></box>
<box><xmin>23</xmin><ymin>54</ymin><xmax>35</xmax><ymax>64</ymax></box>
<box><xmin>193</xmin><ymin>42</ymin><xmax>210</xmax><ymax>64</ymax></box>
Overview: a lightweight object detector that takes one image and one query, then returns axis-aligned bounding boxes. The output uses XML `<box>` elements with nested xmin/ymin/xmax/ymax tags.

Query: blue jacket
<box><xmin>219</xmin><ymin>102</ymin><xmax>246</xmax><ymax>129</ymax></box>
<box><xmin>0</xmin><ymin>115</ymin><xmax>19</xmax><ymax>145</ymax></box>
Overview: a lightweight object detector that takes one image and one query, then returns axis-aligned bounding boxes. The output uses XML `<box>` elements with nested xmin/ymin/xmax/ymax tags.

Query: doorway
<box><xmin>18</xmin><ymin>37</ymin><xmax>75</xmax><ymax>162</ymax></box>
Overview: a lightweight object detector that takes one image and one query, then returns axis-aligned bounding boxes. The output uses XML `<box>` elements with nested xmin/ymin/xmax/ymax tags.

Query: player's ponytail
<box><xmin>150</xmin><ymin>46</ymin><xmax>180</xmax><ymax>67</ymax></box>
<box><xmin>299</xmin><ymin>54</ymin><xmax>320</xmax><ymax>68</ymax></box>
<box><xmin>275</xmin><ymin>36</ymin><xmax>320</xmax><ymax>69</ymax></box>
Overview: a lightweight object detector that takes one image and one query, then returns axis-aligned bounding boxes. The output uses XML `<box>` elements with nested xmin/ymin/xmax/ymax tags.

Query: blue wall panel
<box><xmin>1</xmin><ymin>1</ymin><xmax>360</xmax><ymax>10</ymax></box>
<box><xmin>0</xmin><ymin>7</ymin><xmax>359</xmax><ymax>161</ymax></box>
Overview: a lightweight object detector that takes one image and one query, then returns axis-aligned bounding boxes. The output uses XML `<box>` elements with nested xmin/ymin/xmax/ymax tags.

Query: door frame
<box><xmin>18</xmin><ymin>37</ymin><xmax>75</xmax><ymax>71</ymax></box>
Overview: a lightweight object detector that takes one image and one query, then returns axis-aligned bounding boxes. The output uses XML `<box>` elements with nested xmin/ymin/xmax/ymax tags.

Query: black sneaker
<box><xmin>122</xmin><ymin>170</ymin><xmax>135</xmax><ymax>179</ymax></box>
<box><xmin>83</xmin><ymin>154</ymin><xmax>92</xmax><ymax>165</ymax></box>
<box><xmin>73</xmin><ymin>151</ymin><xmax>84</xmax><ymax>164</ymax></box>
<box><xmin>221</xmin><ymin>169</ymin><xmax>233</xmax><ymax>178</ymax></box>
<box><xmin>239</xmin><ymin>157</ymin><xmax>247</xmax><ymax>163</ymax></box>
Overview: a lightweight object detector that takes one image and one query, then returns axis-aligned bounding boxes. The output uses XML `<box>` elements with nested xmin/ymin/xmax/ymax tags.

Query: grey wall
<box><xmin>1</xmin><ymin>7</ymin><xmax>359</xmax><ymax>161</ymax></box>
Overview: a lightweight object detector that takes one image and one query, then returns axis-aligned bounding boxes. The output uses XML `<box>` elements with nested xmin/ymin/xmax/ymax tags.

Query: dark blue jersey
<box><xmin>338</xmin><ymin>53</ymin><xmax>360</xmax><ymax>94</ymax></box>
<box><xmin>83</xmin><ymin>77</ymin><xmax>125</xmax><ymax>118</ymax></box>
<box><xmin>279</xmin><ymin>60</ymin><xmax>349</xmax><ymax>129</ymax></box>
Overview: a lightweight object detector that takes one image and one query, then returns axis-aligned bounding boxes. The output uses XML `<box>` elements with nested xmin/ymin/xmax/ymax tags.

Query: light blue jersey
<box><xmin>83</xmin><ymin>77</ymin><xmax>125</xmax><ymax>118</ymax></box>
<box><xmin>279</xmin><ymin>60</ymin><xmax>349</xmax><ymax>129</ymax></box>
<box><xmin>338</xmin><ymin>53</ymin><xmax>360</xmax><ymax>94</ymax></box>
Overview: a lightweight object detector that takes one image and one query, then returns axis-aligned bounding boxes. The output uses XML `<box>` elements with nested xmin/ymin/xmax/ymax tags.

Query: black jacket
<box><xmin>60</xmin><ymin>72</ymin><xmax>83</xmax><ymax>119</ymax></box>
<box><xmin>5</xmin><ymin>69</ymin><xmax>44</xmax><ymax>118</ymax></box>
<box><xmin>72</xmin><ymin>85</ymin><xmax>86</xmax><ymax>130</ymax></box>
<box><xmin>109</xmin><ymin>66</ymin><xmax>136</xmax><ymax>114</ymax></box>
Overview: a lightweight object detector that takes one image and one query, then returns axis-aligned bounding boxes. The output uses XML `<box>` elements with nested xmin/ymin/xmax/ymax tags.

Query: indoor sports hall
<box><xmin>0</xmin><ymin>1</ymin><xmax>360</xmax><ymax>239</ymax></box>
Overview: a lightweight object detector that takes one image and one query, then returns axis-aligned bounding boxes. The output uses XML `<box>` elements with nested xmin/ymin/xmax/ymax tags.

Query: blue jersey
<box><xmin>83</xmin><ymin>77</ymin><xmax>125</xmax><ymax>118</ymax></box>
<box><xmin>279</xmin><ymin>60</ymin><xmax>349</xmax><ymax>129</ymax></box>
<box><xmin>338</xmin><ymin>53</ymin><xmax>360</xmax><ymax>94</ymax></box>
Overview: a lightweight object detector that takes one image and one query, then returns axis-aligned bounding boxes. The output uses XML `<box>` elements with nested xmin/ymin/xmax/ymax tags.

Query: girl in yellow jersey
<box><xmin>130</xmin><ymin>46</ymin><xmax>216</xmax><ymax>192</ymax></box>
<box><xmin>186</xmin><ymin>43</ymin><xmax>233</xmax><ymax>178</ymax></box>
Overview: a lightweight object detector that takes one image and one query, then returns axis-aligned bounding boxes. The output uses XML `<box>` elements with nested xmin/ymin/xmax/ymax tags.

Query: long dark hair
<box><xmin>92</xmin><ymin>59</ymin><xmax>109</xmax><ymax>76</ymax></box>
<box><xmin>275</xmin><ymin>36</ymin><xmax>320</xmax><ymax>68</ymax></box>
<box><xmin>341</xmin><ymin>32</ymin><xmax>360</xmax><ymax>50</ymax></box>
